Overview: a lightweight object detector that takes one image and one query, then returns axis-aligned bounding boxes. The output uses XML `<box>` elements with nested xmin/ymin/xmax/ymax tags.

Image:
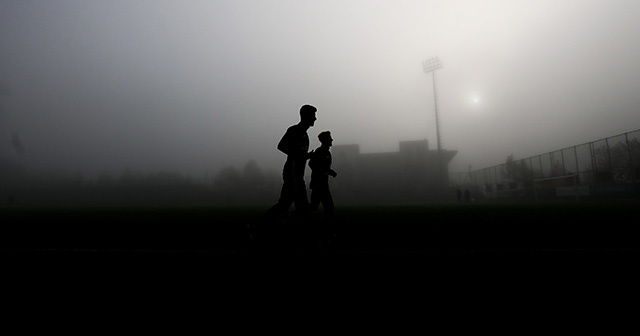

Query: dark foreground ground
<box><xmin>5</xmin><ymin>201</ymin><xmax>640</xmax><ymax>301</ymax></box>
<box><xmin>5</xmin><ymin>202</ymin><xmax>637</xmax><ymax>313</ymax></box>
<box><xmin>2</xmin><ymin>200</ymin><xmax>640</xmax><ymax>258</ymax></box>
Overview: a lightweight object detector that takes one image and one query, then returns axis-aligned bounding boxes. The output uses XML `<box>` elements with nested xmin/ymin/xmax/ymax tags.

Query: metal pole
<box><xmin>589</xmin><ymin>142</ymin><xmax>597</xmax><ymax>185</ymax></box>
<box><xmin>539</xmin><ymin>155</ymin><xmax>543</xmax><ymax>178</ymax></box>
<box><xmin>572</xmin><ymin>146</ymin><xmax>579</xmax><ymax>201</ymax></box>
<box><xmin>574</xmin><ymin>146</ymin><xmax>579</xmax><ymax>179</ymax></box>
<box><xmin>605</xmin><ymin>138</ymin><xmax>613</xmax><ymax>179</ymax></box>
<box><xmin>625</xmin><ymin>132</ymin><xmax>634</xmax><ymax>181</ymax></box>
<box><xmin>605</xmin><ymin>138</ymin><xmax>614</xmax><ymax>198</ymax></box>
<box><xmin>574</xmin><ymin>145</ymin><xmax>580</xmax><ymax>199</ymax></box>
<box><xmin>432</xmin><ymin>70</ymin><xmax>443</xmax><ymax>194</ymax></box>
<box><xmin>432</xmin><ymin>70</ymin><xmax>441</xmax><ymax>152</ymax></box>
<box><xmin>423</xmin><ymin>57</ymin><xmax>444</xmax><ymax>194</ymax></box>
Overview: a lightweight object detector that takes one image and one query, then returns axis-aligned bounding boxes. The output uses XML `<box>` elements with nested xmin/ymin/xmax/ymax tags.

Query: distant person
<box><xmin>309</xmin><ymin>131</ymin><xmax>337</xmax><ymax>219</ymax></box>
<box><xmin>464</xmin><ymin>188</ymin><xmax>471</xmax><ymax>203</ymax></box>
<box><xmin>456</xmin><ymin>187</ymin><xmax>462</xmax><ymax>203</ymax></box>
<box><xmin>263</xmin><ymin>104</ymin><xmax>317</xmax><ymax>220</ymax></box>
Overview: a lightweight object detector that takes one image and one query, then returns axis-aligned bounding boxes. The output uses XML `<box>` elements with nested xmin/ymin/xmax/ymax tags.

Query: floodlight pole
<box><xmin>423</xmin><ymin>57</ymin><xmax>443</xmax><ymax>152</ymax></box>
<box><xmin>423</xmin><ymin>57</ymin><xmax>445</xmax><ymax>193</ymax></box>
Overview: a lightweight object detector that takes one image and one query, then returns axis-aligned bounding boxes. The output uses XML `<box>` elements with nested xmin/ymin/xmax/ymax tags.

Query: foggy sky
<box><xmin>2</xmin><ymin>0</ymin><xmax>640</xmax><ymax>178</ymax></box>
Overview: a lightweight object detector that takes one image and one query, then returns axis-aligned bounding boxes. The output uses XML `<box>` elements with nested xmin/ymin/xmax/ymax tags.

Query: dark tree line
<box><xmin>212</xmin><ymin>160</ymin><xmax>279</xmax><ymax>205</ymax></box>
<box><xmin>502</xmin><ymin>154</ymin><xmax>534</xmax><ymax>187</ymax></box>
<box><xmin>594</xmin><ymin>138</ymin><xmax>640</xmax><ymax>182</ymax></box>
<box><xmin>1</xmin><ymin>158</ymin><xmax>279</xmax><ymax>207</ymax></box>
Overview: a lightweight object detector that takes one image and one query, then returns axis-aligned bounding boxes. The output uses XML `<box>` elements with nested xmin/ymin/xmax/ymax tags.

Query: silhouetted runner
<box><xmin>263</xmin><ymin>104</ymin><xmax>317</xmax><ymax>221</ymax></box>
<box><xmin>308</xmin><ymin>131</ymin><xmax>338</xmax><ymax>246</ymax></box>
<box><xmin>309</xmin><ymin>131</ymin><xmax>337</xmax><ymax>219</ymax></box>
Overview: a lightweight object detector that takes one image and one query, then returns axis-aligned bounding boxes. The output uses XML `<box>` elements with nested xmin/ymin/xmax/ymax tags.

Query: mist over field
<box><xmin>2</xmin><ymin>0</ymin><xmax>640</xmax><ymax>206</ymax></box>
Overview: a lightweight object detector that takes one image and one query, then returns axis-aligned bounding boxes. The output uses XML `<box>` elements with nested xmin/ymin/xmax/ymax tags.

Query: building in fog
<box><xmin>329</xmin><ymin>139</ymin><xmax>457</xmax><ymax>203</ymax></box>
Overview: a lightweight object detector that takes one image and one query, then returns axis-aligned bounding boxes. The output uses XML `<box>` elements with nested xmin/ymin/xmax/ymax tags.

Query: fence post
<box><xmin>625</xmin><ymin>132</ymin><xmax>634</xmax><ymax>181</ymax></box>
<box><xmin>574</xmin><ymin>146</ymin><xmax>580</xmax><ymax>180</ymax></box>
<box><xmin>606</xmin><ymin>138</ymin><xmax>613</xmax><ymax>178</ymax></box>
<box><xmin>574</xmin><ymin>174</ymin><xmax>579</xmax><ymax>202</ymax></box>
<box><xmin>590</xmin><ymin>142</ymin><xmax>597</xmax><ymax>186</ymax></box>
<box><xmin>539</xmin><ymin>155</ymin><xmax>543</xmax><ymax>178</ymax></box>
<box><xmin>605</xmin><ymin>138</ymin><xmax>615</xmax><ymax>199</ymax></box>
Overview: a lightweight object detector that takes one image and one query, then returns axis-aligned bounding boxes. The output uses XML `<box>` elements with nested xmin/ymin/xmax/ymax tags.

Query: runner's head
<box><xmin>300</xmin><ymin>105</ymin><xmax>317</xmax><ymax>127</ymax></box>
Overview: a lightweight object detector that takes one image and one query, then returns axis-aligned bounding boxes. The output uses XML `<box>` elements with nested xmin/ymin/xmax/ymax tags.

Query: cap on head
<box><xmin>300</xmin><ymin>104</ymin><xmax>317</xmax><ymax>119</ymax></box>
<box><xmin>318</xmin><ymin>131</ymin><xmax>332</xmax><ymax>143</ymax></box>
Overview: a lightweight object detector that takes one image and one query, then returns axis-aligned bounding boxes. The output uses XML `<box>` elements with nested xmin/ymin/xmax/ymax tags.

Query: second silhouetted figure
<box><xmin>309</xmin><ymin>131</ymin><xmax>337</xmax><ymax>219</ymax></box>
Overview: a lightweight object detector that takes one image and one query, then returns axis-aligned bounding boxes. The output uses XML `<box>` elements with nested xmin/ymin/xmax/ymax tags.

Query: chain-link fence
<box><xmin>450</xmin><ymin>129</ymin><xmax>640</xmax><ymax>200</ymax></box>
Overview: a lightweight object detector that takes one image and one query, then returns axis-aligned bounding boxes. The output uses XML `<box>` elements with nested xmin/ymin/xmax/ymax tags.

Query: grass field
<box><xmin>2</xmin><ymin>200</ymin><xmax>640</xmax><ymax>258</ymax></box>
